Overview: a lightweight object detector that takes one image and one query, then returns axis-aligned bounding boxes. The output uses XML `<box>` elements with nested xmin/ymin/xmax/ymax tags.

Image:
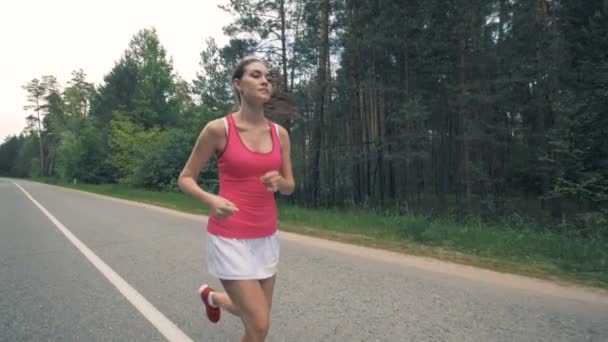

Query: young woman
<box><xmin>178</xmin><ymin>56</ymin><xmax>295</xmax><ymax>342</ymax></box>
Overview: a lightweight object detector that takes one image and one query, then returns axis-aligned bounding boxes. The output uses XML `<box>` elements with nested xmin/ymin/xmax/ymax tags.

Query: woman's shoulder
<box><xmin>271</xmin><ymin>122</ymin><xmax>289</xmax><ymax>138</ymax></box>
<box><xmin>202</xmin><ymin>117</ymin><xmax>228</xmax><ymax>138</ymax></box>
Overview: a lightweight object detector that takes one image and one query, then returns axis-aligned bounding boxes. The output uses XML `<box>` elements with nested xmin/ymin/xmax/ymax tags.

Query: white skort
<box><xmin>206</xmin><ymin>232</ymin><xmax>279</xmax><ymax>280</ymax></box>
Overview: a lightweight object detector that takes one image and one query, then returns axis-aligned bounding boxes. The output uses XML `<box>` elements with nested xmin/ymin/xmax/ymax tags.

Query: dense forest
<box><xmin>1</xmin><ymin>0</ymin><xmax>606</xmax><ymax>234</ymax></box>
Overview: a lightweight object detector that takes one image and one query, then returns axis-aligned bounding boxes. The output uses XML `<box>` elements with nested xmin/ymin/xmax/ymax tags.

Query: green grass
<box><xmin>56</xmin><ymin>182</ymin><xmax>211</xmax><ymax>215</ymax></box>
<box><xmin>278</xmin><ymin>205</ymin><xmax>608</xmax><ymax>286</ymax></box>
<box><xmin>36</xmin><ymin>179</ymin><xmax>608</xmax><ymax>289</ymax></box>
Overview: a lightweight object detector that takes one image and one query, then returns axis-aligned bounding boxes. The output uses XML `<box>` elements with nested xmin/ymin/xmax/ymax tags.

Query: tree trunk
<box><xmin>36</xmin><ymin>99</ymin><xmax>45</xmax><ymax>176</ymax></box>
<box><xmin>458</xmin><ymin>30</ymin><xmax>471</xmax><ymax>212</ymax></box>
<box><xmin>279</xmin><ymin>0</ymin><xmax>288</xmax><ymax>88</ymax></box>
<box><xmin>312</xmin><ymin>0</ymin><xmax>330</xmax><ymax>207</ymax></box>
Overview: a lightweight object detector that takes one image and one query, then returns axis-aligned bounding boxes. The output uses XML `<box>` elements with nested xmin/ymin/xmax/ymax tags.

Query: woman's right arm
<box><xmin>178</xmin><ymin>120</ymin><xmax>238</xmax><ymax>218</ymax></box>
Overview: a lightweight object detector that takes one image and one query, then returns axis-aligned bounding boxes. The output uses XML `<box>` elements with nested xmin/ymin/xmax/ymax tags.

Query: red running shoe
<box><xmin>198</xmin><ymin>284</ymin><xmax>221</xmax><ymax>323</ymax></box>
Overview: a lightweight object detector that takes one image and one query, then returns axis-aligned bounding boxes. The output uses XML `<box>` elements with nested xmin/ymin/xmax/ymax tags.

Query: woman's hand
<box><xmin>261</xmin><ymin>171</ymin><xmax>282</xmax><ymax>192</ymax></box>
<box><xmin>209</xmin><ymin>195</ymin><xmax>239</xmax><ymax>219</ymax></box>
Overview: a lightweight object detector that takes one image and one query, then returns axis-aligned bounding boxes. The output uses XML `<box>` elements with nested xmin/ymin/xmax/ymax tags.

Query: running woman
<box><xmin>179</xmin><ymin>56</ymin><xmax>295</xmax><ymax>342</ymax></box>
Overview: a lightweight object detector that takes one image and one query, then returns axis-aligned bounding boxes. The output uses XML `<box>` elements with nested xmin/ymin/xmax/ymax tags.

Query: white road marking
<box><xmin>13</xmin><ymin>182</ymin><xmax>194</xmax><ymax>342</ymax></box>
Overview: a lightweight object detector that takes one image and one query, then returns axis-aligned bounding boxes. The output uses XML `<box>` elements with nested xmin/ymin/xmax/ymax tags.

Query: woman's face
<box><xmin>234</xmin><ymin>61</ymin><xmax>273</xmax><ymax>104</ymax></box>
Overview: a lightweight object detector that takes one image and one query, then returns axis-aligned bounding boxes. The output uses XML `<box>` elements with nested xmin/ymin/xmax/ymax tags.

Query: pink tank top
<box><xmin>207</xmin><ymin>114</ymin><xmax>282</xmax><ymax>239</ymax></box>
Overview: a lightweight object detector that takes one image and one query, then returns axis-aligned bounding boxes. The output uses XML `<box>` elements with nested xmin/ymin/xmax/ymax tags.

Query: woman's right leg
<box><xmin>219</xmin><ymin>279</ymin><xmax>270</xmax><ymax>342</ymax></box>
<box><xmin>210</xmin><ymin>290</ymin><xmax>240</xmax><ymax>316</ymax></box>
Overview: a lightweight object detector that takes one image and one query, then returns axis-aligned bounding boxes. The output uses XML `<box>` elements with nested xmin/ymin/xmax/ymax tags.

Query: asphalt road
<box><xmin>1</xmin><ymin>179</ymin><xmax>607</xmax><ymax>342</ymax></box>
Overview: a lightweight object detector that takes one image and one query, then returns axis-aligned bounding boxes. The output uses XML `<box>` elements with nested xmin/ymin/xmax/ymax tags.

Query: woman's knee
<box><xmin>245</xmin><ymin>313</ymin><xmax>270</xmax><ymax>338</ymax></box>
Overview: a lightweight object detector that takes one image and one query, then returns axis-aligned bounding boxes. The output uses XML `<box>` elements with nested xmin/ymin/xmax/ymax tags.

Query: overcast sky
<box><xmin>0</xmin><ymin>0</ymin><xmax>233</xmax><ymax>142</ymax></box>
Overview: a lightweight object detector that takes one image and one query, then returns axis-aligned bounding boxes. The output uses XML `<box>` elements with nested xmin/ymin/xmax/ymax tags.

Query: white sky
<box><xmin>0</xmin><ymin>0</ymin><xmax>233</xmax><ymax>142</ymax></box>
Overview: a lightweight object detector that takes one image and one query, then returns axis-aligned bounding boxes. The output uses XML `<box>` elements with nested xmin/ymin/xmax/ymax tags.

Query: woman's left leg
<box><xmin>259</xmin><ymin>275</ymin><xmax>276</xmax><ymax>311</ymax></box>
<box><xmin>209</xmin><ymin>274</ymin><xmax>276</xmax><ymax>316</ymax></box>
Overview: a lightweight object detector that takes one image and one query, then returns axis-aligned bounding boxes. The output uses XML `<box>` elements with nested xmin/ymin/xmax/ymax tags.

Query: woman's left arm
<box><xmin>277</xmin><ymin>126</ymin><xmax>295</xmax><ymax>195</ymax></box>
<box><xmin>261</xmin><ymin>125</ymin><xmax>295</xmax><ymax>195</ymax></box>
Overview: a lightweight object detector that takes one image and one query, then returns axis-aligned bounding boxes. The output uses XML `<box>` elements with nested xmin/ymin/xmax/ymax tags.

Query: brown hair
<box><xmin>231</xmin><ymin>56</ymin><xmax>298</xmax><ymax>119</ymax></box>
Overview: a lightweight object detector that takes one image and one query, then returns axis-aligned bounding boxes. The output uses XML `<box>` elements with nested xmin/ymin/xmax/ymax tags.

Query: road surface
<box><xmin>1</xmin><ymin>179</ymin><xmax>607</xmax><ymax>341</ymax></box>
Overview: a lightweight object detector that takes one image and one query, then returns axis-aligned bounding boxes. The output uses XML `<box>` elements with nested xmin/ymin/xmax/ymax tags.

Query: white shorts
<box><xmin>206</xmin><ymin>232</ymin><xmax>279</xmax><ymax>280</ymax></box>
